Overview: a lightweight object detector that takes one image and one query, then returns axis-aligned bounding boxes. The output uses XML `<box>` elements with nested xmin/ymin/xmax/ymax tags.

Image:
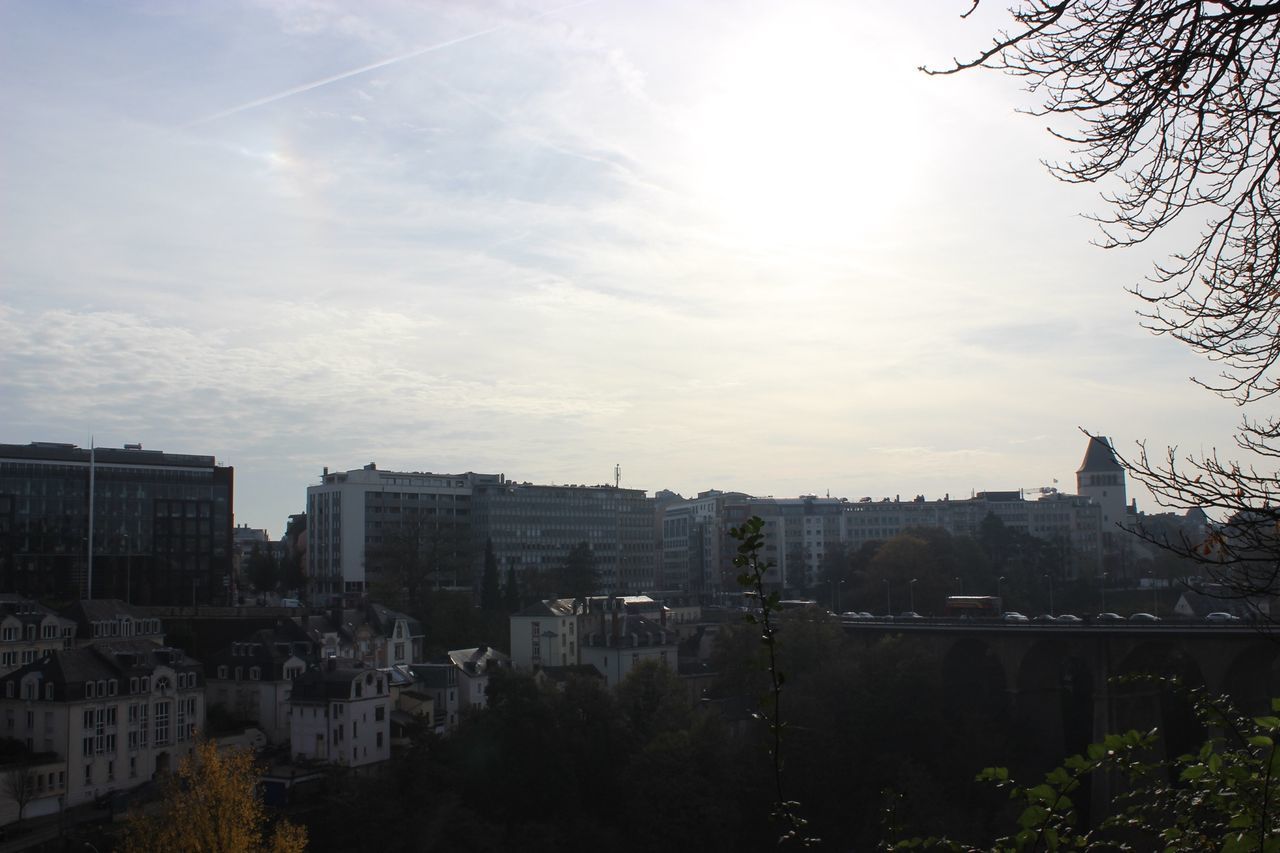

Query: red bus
<box><xmin>943</xmin><ymin>595</ymin><xmax>1002</xmax><ymax>617</ymax></box>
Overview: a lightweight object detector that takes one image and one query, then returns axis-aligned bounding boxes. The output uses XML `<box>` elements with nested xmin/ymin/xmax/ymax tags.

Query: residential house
<box><xmin>289</xmin><ymin>661</ymin><xmax>390</xmax><ymax>768</ymax></box>
<box><xmin>0</xmin><ymin>596</ymin><xmax>75</xmax><ymax>676</ymax></box>
<box><xmin>204</xmin><ymin>626</ymin><xmax>312</xmax><ymax>744</ymax></box>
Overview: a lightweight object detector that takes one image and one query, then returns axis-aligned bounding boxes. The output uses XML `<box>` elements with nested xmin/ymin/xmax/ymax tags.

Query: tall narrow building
<box><xmin>1076</xmin><ymin>435</ymin><xmax>1128</xmax><ymax>539</ymax></box>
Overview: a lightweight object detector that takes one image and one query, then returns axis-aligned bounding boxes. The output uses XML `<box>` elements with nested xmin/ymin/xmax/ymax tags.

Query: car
<box><xmin>1055</xmin><ymin>614</ymin><xmax>1082</xmax><ymax>623</ymax></box>
<box><xmin>896</xmin><ymin>611</ymin><xmax>924</xmax><ymax>621</ymax></box>
<box><xmin>1032</xmin><ymin>614</ymin><xmax>1058</xmax><ymax>623</ymax></box>
<box><xmin>1204</xmin><ymin>611</ymin><xmax>1241</xmax><ymax>623</ymax></box>
<box><xmin>1002</xmin><ymin>612</ymin><xmax>1029</xmax><ymax>623</ymax></box>
<box><xmin>1094</xmin><ymin>612</ymin><xmax>1124</xmax><ymax>622</ymax></box>
<box><xmin>1129</xmin><ymin>612</ymin><xmax>1161</xmax><ymax>622</ymax></box>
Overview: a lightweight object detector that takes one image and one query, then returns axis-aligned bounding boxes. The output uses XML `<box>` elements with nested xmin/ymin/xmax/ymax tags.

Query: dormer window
<box><xmin>85</xmin><ymin>681</ymin><xmax>95</xmax><ymax>699</ymax></box>
<box><xmin>108</xmin><ymin>680</ymin><xmax>117</xmax><ymax>697</ymax></box>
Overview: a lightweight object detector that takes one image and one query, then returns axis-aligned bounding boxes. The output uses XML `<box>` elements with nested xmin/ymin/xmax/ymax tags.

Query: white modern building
<box><xmin>306</xmin><ymin>465</ymin><xmax>502</xmax><ymax>605</ymax></box>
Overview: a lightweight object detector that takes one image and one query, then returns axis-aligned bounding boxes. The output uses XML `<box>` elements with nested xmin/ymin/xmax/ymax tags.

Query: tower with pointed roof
<box><xmin>1076</xmin><ymin>435</ymin><xmax>1127</xmax><ymax>537</ymax></box>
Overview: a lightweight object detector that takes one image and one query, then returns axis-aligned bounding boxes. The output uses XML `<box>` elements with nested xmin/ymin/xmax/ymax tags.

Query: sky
<box><xmin>0</xmin><ymin>0</ymin><xmax>1247</xmax><ymax>536</ymax></box>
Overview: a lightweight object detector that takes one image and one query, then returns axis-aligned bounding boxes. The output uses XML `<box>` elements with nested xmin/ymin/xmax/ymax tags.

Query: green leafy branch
<box><xmin>731</xmin><ymin>516</ymin><xmax>818</xmax><ymax>847</ymax></box>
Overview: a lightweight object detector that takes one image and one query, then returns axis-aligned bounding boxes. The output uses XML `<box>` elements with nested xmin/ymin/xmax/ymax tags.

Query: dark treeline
<box><xmin>298</xmin><ymin>612</ymin><xmax>1037</xmax><ymax>852</ymax></box>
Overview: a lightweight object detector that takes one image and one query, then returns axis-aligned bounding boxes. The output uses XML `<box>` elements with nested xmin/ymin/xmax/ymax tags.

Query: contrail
<box><xmin>182</xmin><ymin>1</ymin><xmax>594</xmax><ymax>129</ymax></box>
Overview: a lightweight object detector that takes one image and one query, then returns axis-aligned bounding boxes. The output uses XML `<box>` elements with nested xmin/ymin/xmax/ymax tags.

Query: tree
<box><xmin>2</xmin><ymin>761</ymin><xmax>34</xmax><ymax>827</ymax></box>
<box><xmin>122</xmin><ymin>740</ymin><xmax>307</xmax><ymax>853</ymax></box>
<box><xmin>246</xmin><ymin>543</ymin><xmax>278</xmax><ymax>593</ymax></box>
<box><xmin>503</xmin><ymin>565</ymin><xmax>520</xmax><ymax>613</ymax></box>
<box><xmin>889</xmin><ymin>684</ymin><xmax>1280</xmax><ymax>851</ymax></box>
<box><xmin>557</xmin><ymin>542</ymin><xmax>598</xmax><ymax>599</ymax></box>
<box><xmin>939</xmin><ymin>2</ymin><xmax>1280</xmax><ymax>618</ymax></box>
<box><xmin>480</xmin><ymin>539</ymin><xmax>501</xmax><ymax>612</ymax></box>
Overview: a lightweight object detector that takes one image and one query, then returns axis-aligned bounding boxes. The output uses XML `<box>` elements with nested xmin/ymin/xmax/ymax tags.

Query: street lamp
<box><xmin>1100</xmin><ymin>572</ymin><xmax>1108</xmax><ymax>612</ymax></box>
<box><xmin>1044</xmin><ymin>573</ymin><xmax>1055</xmax><ymax>616</ymax></box>
<box><xmin>837</xmin><ymin>580</ymin><xmax>846</xmax><ymax>613</ymax></box>
<box><xmin>997</xmin><ymin>575</ymin><xmax>1006</xmax><ymax>603</ymax></box>
<box><xmin>954</xmin><ymin>576</ymin><xmax>963</xmax><ymax>595</ymax></box>
<box><xmin>909</xmin><ymin>578</ymin><xmax>918</xmax><ymax>613</ymax></box>
<box><xmin>883</xmin><ymin>578</ymin><xmax>891</xmax><ymax>616</ymax></box>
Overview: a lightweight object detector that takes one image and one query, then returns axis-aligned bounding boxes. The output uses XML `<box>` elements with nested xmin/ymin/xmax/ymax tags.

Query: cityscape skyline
<box><xmin>1</xmin><ymin>1</ymin><xmax>1245</xmax><ymax>534</ymax></box>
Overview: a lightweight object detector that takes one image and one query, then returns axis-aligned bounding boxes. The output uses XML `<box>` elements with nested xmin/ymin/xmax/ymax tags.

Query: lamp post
<box><xmin>837</xmin><ymin>580</ymin><xmax>846</xmax><ymax>613</ymax></box>
<box><xmin>954</xmin><ymin>576</ymin><xmax>963</xmax><ymax>595</ymax></box>
<box><xmin>883</xmin><ymin>578</ymin><xmax>891</xmax><ymax>616</ymax></box>
<box><xmin>909</xmin><ymin>578</ymin><xmax>918</xmax><ymax>614</ymax></box>
<box><xmin>1100</xmin><ymin>572</ymin><xmax>1108</xmax><ymax>612</ymax></box>
<box><xmin>997</xmin><ymin>575</ymin><xmax>1006</xmax><ymax>603</ymax></box>
<box><xmin>1044</xmin><ymin>573</ymin><xmax>1055</xmax><ymax>616</ymax></box>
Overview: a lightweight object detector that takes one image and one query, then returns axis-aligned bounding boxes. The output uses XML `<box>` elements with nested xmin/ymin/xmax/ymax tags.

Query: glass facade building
<box><xmin>0</xmin><ymin>443</ymin><xmax>233</xmax><ymax>605</ymax></box>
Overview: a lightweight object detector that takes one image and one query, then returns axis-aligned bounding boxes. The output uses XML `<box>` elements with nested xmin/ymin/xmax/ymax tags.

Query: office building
<box><xmin>0</xmin><ymin>442</ymin><xmax>233</xmax><ymax>605</ymax></box>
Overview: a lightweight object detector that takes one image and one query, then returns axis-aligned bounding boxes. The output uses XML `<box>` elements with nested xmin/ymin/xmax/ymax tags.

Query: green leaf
<box><xmin>1252</xmin><ymin>715</ymin><xmax>1280</xmax><ymax>730</ymax></box>
<box><xmin>1247</xmin><ymin>735</ymin><xmax>1273</xmax><ymax>748</ymax></box>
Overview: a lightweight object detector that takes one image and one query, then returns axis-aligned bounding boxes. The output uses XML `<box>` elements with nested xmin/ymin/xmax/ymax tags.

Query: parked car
<box><xmin>1003</xmin><ymin>612</ymin><xmax>1029</xmax><ymax>623</ymax></box>
<box><xmin>1094</xmin><ymin>612</ymin><xmax>1124</xmax><ymax>622</ymax></box>
<box><xmin>1204</xmin><ymin>611</ymin><xmax>1241</xmax><ymax>623</ymax></box>
<box><xmin>896</xmin><ymin>611</ymin><xmax>924</xmax><ymax>621</ymax></box>
<box><xmin>1129</xmin><ymin>612</ymin><xmax>1161</xmax><ymax>622</ymax></box>
<box><xmin>1055</xmin><ymin>614</ymin><xmax>1082</xmax><ymax>623</ymax></box>
<box><xmin>1032</xmin><ymin>614</ymin><xmax>1057</xmax><ymax>623</ymax></box>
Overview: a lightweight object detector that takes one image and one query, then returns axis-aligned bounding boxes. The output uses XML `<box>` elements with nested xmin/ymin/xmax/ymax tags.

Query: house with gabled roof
<box><xmin>0</xmin><ymin>596</ymin><xmax>75</xmax><ymax>676</ymax></box>
<box><xmin>510</xmin><ymin>598</ymin><xmax>583</xmax><ymax>671</ymax></box>
<box><xmin>64</xmin><ymin>599</ymin><xmax>164</xmax><ymax>648</ymax></box>
<box><xmin>289</xmin><ymin>660</ymin><xmax>390</xmax><ymax>768</ymax></box>
<box><xmin>204</xmin><ymin>624</ymin><xmax>314</xmax><ymax>744</ymax></box>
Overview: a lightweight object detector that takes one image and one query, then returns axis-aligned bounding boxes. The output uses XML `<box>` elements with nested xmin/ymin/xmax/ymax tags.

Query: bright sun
<box><xmin>685</xmin><ymin>6</ymin><xmax>928</xmax><ymax>252</ymax></box>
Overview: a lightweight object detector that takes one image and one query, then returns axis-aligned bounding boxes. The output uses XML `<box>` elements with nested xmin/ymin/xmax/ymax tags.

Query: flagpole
<box><xmin>87</xmin><ymin>437</ymin><xmax>95</xmax><ymax>600</ymax></box>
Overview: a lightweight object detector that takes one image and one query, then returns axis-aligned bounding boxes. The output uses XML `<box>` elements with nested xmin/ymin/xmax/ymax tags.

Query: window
<box><xmin>129</xmin><ymin>756</ymin><xmax>137</xmax><ymax>778</ymax></box>
<box><xmin>376</xmin><ymin>731</ymin><xmax>383</xmax><ymax>749</ymax></box>
<box><xmin>84</xmin><ymin>764</ymin><xmax>92</xmax><ymax>786</ymax></box>
<box><xmin>85</xmin><ymin>681</ymin><xmax>95</xmax><ymax>699</ymax></box>
<box><xmin>107</xmin><ymin>760</ymin><xmax>115</xmax><ymax>781</ymax></box>
<box><xmin>217</xmin><ymin>666</ymin><xmax>227</xmax><ymax>679</ymax></box>
<box><xmin>154</xmin><ymin>702</ymin><xmax>169</xmax><ymax>745</ymax></box>
<box><xmin>375</xmin><ymin>705</ymin><xmax>385</xmax><ymax>722</ymax></box>
<box><xmin>249</xmin><ymin>667</ymin><xmax>260</xmax><ymax>681</ymax></box>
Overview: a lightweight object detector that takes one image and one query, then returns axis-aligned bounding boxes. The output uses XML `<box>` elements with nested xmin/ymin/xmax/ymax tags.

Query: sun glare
<box><xmin>685</xmin><ymin>8</ymin><xmax>928</xmax><ymax>252</ymax></box>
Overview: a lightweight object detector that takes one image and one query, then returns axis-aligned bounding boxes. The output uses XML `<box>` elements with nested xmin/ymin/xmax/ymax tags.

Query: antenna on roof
<box><xmin>614</xmin><ymin>464</ymin><xmax>621</xmax><ymax>488</ymax></box>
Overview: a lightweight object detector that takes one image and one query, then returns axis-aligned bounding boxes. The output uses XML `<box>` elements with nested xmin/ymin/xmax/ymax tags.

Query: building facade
<box><xmin>0</xmin><ymin>642</ymin><xmax>204</xmax><ymax>815</ymax></box>
<box><xmin>0</xmin><ymin>442</ymin><xmax>233</xmax><ymax>605</ymax></box>
<box><xmin>305</xmin><ymin>465</ymin><xmax>501</xmax><ymax>605</ymax></box>
<box><xmin>289</xmin><ymin>662</ymin><xmax>390</xmax><ymax>768</ymax></box>
<box><xmin>472</xmin><ymin>480</ymin><xmax>656</xmax><ymax>594</ymax></box>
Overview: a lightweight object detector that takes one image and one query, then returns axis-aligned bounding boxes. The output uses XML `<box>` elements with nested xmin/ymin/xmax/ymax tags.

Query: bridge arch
<box><xmin>1111</xmin><ymin>641</ymin><xmax>1205</xmax><ymax>762</ymax></box>
<box><xmin>1222</xmin><ymin>641</ymin><xmax>1280</xmax><ymax>716</ymax></box>
<box><xmin>940</xmin><ymin>637</ymin><xmax>1008</xmax><ymax>721</ymax></box>
<box><xmin>1012</xmin><ymin>638</ymin><xmax>1096</xmax><ymax>762</ymax></box>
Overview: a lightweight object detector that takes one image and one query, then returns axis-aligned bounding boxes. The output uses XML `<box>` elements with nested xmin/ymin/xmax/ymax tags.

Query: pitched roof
<box><xmin>512</xmin><ymin>599</ymin><xmax>579</xmax><ymax>618</ymax></box>
<box><xmin>1078</xmin><ymin>435</ymin><xmax>1123</xmax><ymax>473</ymax></box>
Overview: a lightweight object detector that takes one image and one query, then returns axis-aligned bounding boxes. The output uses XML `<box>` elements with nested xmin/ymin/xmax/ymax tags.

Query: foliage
<box><xmin>246</xmin><ymin>543</ymin><xmax>279</xmax><ymax>593</ymax></box>
<box><xmin>730</xmin><ymin>515</ymin><xmax>818</xmax><ymax>846</ymax></box>
<box><xmin>940</xmin><ymin>1</ymin><xmax>1280</xmax><ymax>617</ymax></box>
<box><xmin>557</xmin><ymin>541</ymin><xmax>599</xmax><ymax>599</ymax></box>
<box><xmin>480</xmin><ymin>538</ymin><xmax>501</xmax><ymax>612</ymax></box>
<box><xmin>368</xmin><ymin>517</ymin><xmax>472</xmax><ymax>618</ymax></box>
<box><xmin>502</xmin><ymin>565</ymin><xmax>520</xmax><ymax>613</ymax></box>
<box><xmin>121</xmin><ymin>739</ymin><xmax>307</xmax><ymax>853</ymax></box>
<box><xmin>888</xmin><ymin>684</ymin><xmax>1280</xmax><ymax>851</ymax></box>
